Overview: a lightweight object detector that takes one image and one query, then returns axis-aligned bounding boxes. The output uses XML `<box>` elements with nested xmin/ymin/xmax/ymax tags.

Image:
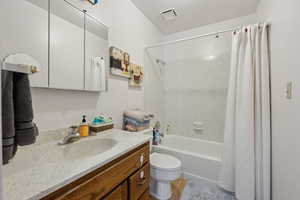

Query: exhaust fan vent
<box><xmin>161</xmin><ymin>8</ymin><xmax>177</xmax><ymax>21</ymax></box>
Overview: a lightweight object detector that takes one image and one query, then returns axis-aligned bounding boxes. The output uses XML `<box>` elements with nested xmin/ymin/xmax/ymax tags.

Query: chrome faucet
<box><xmin>58</xmin><ymin>126</ymin><xmax>81</xmax><ymax>145</ymax></box>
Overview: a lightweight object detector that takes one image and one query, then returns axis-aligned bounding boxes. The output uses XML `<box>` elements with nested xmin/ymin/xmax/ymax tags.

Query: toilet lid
<box><xmin>150</xmin><ymin>153</ymin><xmax>181</xmax><ymax>170</ymax></box>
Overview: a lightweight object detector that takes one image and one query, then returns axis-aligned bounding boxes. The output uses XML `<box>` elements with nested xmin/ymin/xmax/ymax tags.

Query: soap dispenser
<box><xmin>79</xmin><ymin>115</ymin><xmax>89</xmax><ymax>137</ymax></box>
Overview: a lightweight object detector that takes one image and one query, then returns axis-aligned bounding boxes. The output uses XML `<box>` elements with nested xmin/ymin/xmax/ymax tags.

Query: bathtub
<box><xmin>151</xmin><ymin>135</ymin><xmax>223</xmax><ymax>182</ymax></box>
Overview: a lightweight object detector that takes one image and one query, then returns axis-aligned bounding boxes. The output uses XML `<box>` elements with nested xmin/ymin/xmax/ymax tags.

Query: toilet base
<box><xmin>150</xmin><ymin>179</ymin><xmax>172</xmax><ymax>200</ymax></box>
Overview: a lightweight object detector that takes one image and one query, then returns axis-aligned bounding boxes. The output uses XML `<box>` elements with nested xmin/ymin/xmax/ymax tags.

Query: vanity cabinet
<box><xmin>41</xmin><ymin>142</ymin><xmax>151</xmax><ymax>200</ymax></box>
<box><xmin>102</xmin><ymin>181</ymin><xmax>128</xmax><ymax>200</ymax></box>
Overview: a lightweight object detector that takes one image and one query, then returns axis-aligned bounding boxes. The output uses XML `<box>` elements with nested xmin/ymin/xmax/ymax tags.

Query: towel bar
<box><xmin>2</xmin><ymin>53</ymin><xmax>40</xmax><ymax>74</ymax></box>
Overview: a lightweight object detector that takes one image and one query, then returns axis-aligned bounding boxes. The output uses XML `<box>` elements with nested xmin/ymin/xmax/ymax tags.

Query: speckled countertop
<box><xmin>3</xmin><ymin>128</ymin><xmax>152</xmax><ymax>200</ymax></box>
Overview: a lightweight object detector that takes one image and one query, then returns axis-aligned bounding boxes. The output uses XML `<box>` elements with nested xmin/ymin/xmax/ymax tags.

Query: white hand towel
<box><xmin>91</xmin><ymin>57</ymin><xmax>106</xmax><ymax>91</ymax></box>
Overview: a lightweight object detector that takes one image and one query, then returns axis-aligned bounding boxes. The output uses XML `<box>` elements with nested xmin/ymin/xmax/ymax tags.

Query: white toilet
<box><xmin>150</xmin><ymin>153</ymin><xmax>182</xmax><ymax>200</ymax></box>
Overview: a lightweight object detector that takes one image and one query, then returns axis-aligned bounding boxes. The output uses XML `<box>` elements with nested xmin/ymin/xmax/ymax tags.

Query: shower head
<box><xmin>156</xmin><ymin>59</ymin><xmax>166</xmax><ymax>66</ymax></box>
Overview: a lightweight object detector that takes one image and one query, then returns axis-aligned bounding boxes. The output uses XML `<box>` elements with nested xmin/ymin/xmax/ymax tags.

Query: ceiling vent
<box><xmin>161</xmin><ymin>8</ymin><xmax>177</xmax><ymax>21</ymax></box>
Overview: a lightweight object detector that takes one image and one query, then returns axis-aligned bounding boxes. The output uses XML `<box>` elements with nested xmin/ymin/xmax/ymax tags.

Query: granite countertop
<box><xmin>3</xmin><ymin>128</ymin><xmax>152</xmax><ymax>200</ymax></box>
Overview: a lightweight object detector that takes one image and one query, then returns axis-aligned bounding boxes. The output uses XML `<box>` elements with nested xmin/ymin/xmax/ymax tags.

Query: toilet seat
<box><xmin>150</xmin><ymin>153</ymin><xmax>181</xmax><ymax>171</ymax></box>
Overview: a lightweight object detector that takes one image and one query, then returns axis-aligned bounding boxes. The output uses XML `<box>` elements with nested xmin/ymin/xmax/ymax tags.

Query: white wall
<box><xmin>154</xmin><ymin>14</ymin><xmax>257</xmax><ymax>142</ymax></box>
<box><xmin>31</xmin><ymin>0</ymin><xmax>163</xmax><ymax>131</ymax></box>
<box><xmin>256</xmin><ymin>1</ymin><xmax>300</xmax><ymax>200</ymax></box>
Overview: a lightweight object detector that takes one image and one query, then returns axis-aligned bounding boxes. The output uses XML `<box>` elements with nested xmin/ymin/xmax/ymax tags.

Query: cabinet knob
<box><xmin>140</xmin><ymin>170</ymin><xmax>144</xmax><ymax>179</ymax></box>
<box><xmin>140</xmin><ymin>154</ymin><xmax>144</xmax><ymax>166</ymax></box>
<box><xmin>138</xmin><ymin>170</ymin><xmax>146</xmax><ymax>186</ymax></box>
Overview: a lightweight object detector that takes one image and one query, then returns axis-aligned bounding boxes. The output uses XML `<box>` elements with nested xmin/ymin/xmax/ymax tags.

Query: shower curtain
<box><xmin>218</xmin><ymin>23</ymin><xmax>270</xmax><ymax>200</ymax></box>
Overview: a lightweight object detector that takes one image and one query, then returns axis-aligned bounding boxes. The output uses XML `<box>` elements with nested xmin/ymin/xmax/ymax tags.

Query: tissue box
<box><xmin>90</xmin><ymin>123</ymin><xmax>114</xmax><ymax>133</ymax></box>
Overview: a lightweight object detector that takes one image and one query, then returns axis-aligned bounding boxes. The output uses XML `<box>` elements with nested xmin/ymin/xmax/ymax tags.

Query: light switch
<box><xmin>286</xmin><ymin>82</ymin><xmax>293</xmax><ymax>99</ymax></box>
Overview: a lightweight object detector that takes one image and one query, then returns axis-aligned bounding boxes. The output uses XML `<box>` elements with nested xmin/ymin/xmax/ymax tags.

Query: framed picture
<box><xmin>129</xmin><ymin>63</ymin><xmax>143</xmax><ymax>87</ymax></box>
<box><xmin>109</xmin><ymin>47</ymin><xmax>131</xmax><ymax>78</ymax></box>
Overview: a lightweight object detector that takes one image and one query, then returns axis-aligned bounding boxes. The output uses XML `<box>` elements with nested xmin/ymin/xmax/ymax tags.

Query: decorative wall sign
<box><xmin>129</xmin><ymin>64</ymin><xmax>143</xmax><ymax>87</ymax></box>
<box><xmin>109</xmin><ymin>46</ymin><xmax>131</xmax><ymax>78</ymax></box>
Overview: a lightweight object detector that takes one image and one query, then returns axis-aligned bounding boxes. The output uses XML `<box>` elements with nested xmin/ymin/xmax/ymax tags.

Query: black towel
<box><xmin>2</xmin><ymin>71</ymin><xmax>16</xmax><ymax>164</ymax></box>
<box><xmin>13</xmin><ymin>72</ymin><xmax>38</xmax><ymax>146</ymax></box>
<box><xmin>2</xmin><ymin>71</ymin><xmax>39</xmax><ymax>164</ymax></box>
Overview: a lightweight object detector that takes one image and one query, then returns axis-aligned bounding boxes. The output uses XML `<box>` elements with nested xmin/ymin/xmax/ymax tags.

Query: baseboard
<box><xmin>183</xmin><ymin>171</ymin><xmax>217</xmax><ymax>185</ymax></box>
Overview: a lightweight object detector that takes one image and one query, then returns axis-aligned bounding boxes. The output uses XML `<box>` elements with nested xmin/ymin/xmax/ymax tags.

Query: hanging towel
<box><xmin>13</xmin><ymin>72</ymin><xmax>39</xmax><ymax>146</ymax></box>
<box><xmin>91</xmin><ymin>57</ymin><xmax>106</xmax><ymax>91</ymax></box>
<box><xmin>2</xmin><ymin>71</ymin><xmax>17</xmax><ymax>164</ymax></box>
<box><xmin>2</xmin><ymin>71</ymin><xmax>39</xmax><ymax>164</ymax></box>
<box><xmin>99</xmin><ymin>57</ymin><xmax>106</xmax><ymax>92</ymax></box>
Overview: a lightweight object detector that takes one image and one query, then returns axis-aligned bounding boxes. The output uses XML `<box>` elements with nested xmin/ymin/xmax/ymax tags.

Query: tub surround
<box><xmin>3</xmin><ymin>129</ymin><xmax>151</xmax><ymax>200</ymax></box>
<box><xmin>152</xmin><ymin>135</ymin><xmax>223</xmax><ymax>182</ymax></box>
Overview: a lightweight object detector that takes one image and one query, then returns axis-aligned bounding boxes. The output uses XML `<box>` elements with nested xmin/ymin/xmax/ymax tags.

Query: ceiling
<box><xmin>130</xmin><ymin>0</ymin><xmax>259</xmax><ymax>34</ymax></box>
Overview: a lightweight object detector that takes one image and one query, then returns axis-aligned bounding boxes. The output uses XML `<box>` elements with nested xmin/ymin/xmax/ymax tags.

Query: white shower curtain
<box><xmin>218</xmin><ymin>23</ymin><xmax>271</xmax><ymax>200</ymax></box>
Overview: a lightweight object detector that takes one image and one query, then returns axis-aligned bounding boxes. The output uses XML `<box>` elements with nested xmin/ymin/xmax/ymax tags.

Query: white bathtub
<box><xmin>152</xmin><ymin>135</ymin><xmax>223</xmax><ymax>182</ymax></box>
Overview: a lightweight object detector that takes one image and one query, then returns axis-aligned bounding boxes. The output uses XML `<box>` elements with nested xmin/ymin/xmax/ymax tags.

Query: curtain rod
<box><xmin>145</xmin><ymin>23</ymin><xmax>269</xmax><ymax>49</ymax></box>
<box><xmin>146</xmin><ymin>28</ymin><xmax>235</xmax><ymax>49</ymax></box>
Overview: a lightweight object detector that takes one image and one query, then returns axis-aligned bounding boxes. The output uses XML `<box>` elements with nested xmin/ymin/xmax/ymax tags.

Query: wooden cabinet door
<box><xmin>102</xmin><ymin>181</ymin><xmax>128</xmax><ymax>200</ymax></box>
<box><xmin>129</xmin><ymin>163</ymin><xmax>150</xmax><ymax>200</ymax></box>
<box><xmin>138</xmin><ymin>190</ymin><xmax>151</xmax><ymax>200</ymax></box>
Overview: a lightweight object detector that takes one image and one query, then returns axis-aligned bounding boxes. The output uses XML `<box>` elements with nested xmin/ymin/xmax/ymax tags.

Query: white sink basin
<box><xmin>62</xmin><ymin>138</ymin><xmax>118</xmax><ymax>160</ymax></box>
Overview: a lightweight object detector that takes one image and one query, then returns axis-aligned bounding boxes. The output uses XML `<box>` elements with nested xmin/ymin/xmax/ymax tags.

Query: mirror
<box><xmin>49</xmin><ymin>0</ymin><xmax>109</xmax><ymax>91</ymax></box>
<box><xmin>49</xmin><ymin>0</ymin><xmax>85</xmax><ymax>90</ymax></box>
<box><xmin>0</xmin><ymin>0</ymin><xmax>109</xmax><ymax>92</ymax></box>
<box><xmin>0</xmin><ymin>0</ymin><xmax>49</xmax><ymax>87</ymax></box>
<box><xmin>84</xmin><ymin>14</ymin><xmax>108</xmax><ymax>91</ymax></box>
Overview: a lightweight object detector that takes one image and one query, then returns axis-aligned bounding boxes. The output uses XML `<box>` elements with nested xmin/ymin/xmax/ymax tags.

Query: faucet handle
<box><xmin>68</xmin><ymin>125</ymin><xmax>79</xmax><ymax>134</ymax></box>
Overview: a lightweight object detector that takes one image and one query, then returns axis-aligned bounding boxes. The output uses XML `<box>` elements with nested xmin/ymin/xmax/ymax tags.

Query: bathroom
<box><xmin>1</xmin><ymin>0</ymin><xmax>300</xmax><ymax>200</ymax></box>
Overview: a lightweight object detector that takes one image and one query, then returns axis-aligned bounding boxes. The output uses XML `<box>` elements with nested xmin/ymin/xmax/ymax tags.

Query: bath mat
<box><xmin>180</xmin><ymin>178</ymin><xmax>235</xmax><ymax>200</ymax></box>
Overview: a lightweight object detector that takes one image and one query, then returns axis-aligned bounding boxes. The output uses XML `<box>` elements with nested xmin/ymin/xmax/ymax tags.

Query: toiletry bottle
<box><xmin>152</xmin><ymin>121</ymin><xmax>161</xmax><ymax>145</ymax></box>
<box><xmin>152</xmin><ymin>129</ymin><xmax>157</xmax><ymax>145</ymax></box>
<box><xmin>79</xmin><ymin>115</ymin><xmax>89</xmax><ymax>137</ymax></box>
<box><xmin>153</xmin><ymin>129</ymin><xmax>161</xmax><ymax>145</ymax></box>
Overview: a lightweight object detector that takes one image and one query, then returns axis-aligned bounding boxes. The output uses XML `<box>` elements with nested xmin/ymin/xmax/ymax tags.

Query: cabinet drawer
<box><xmin>102</xmin><ymin>181</ymin><xmax>128</xmax><ymax>200</ymax></box>
<box><xmin>129</xmin><ymin>163</ymin><xmax>150</xmax><ymax>200</ymax></box>
<box><xmin>44</xmin><ymin>143</ymin><xmax>149</xmax><ymax>200</ymax></box>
